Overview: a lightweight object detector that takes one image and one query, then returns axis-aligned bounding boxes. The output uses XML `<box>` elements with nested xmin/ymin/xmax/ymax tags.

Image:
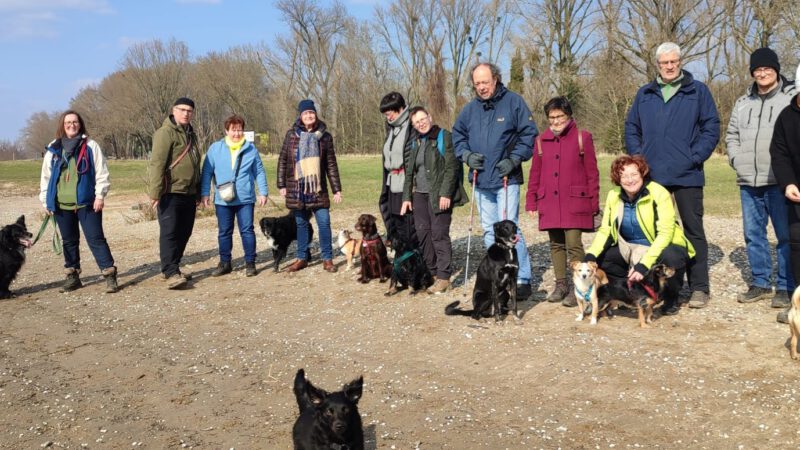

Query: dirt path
<box><xmin>1</xmin><ymin>195</ymin><xmax>798</xmax><ymax>449</ymax></box>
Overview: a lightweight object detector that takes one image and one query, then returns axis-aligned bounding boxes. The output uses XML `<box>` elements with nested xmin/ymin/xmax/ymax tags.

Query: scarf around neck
<box><xmin>383</xmin><ymin>108</ymin><xmax>410</xmax><ymax>193</ymax></box>
<box><xmin>296</xmin><ymin>127</ymin><xmax>322</xmax><ymax>194</ymax></box>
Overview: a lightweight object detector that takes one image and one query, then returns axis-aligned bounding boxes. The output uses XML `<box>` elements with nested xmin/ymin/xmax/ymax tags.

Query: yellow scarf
<box><xmin>226</xmin><ymin>136</ymin><xmax>244</xmax><ymax>169</ymax></box>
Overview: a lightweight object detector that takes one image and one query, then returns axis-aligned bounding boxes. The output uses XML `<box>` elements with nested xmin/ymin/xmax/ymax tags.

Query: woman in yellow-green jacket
<box><xmin>585</xmin><ymin>155</ymin><xmax>694</xmax><ymax>315</ymax></box>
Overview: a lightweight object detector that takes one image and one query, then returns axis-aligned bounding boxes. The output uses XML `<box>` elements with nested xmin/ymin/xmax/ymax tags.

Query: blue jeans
<box><xmin>295</xmin><ymin>208</ymin><xmax>333</xmax><ymax>261</ymax></box>
<box><xmin>54</xmin><ymin>206</ymin><xmax>114</xmax><ymax>271</ymax></box>
<box><xmin>215</xmin><ymin>203</ymin><xmax>256</xmax><ymax>264</ymax></box>
<box><xmin>475</xmin><ymin>184</ymin><xmax>531</xmax><ymax>284</ymax></box>
<box><xmin>740</xmin><ymin>185</ymin><xmax>794</xmax><ymax>291</ymax></box>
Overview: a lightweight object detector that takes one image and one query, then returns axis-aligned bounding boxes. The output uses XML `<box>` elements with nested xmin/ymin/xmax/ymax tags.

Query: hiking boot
<box><xmin>777</xmin><ymin>307</ymin><xmax>790</xmax><ymax>324</ymax></box>
<box><xmin>166</xmin><ymin>273</ymin><xmax>188</xmax><ymax>289</ymax></box>
<box><xmin>561</xmin><ymin>294</ymin><xmax>577</xmax><ymax>307</ymax></box>
<box><xmin>286</xmin><ymin>259</ymin><xmax>308</xmax><ymax>273</ymax></box>
<box><xmin>245</xmin><ymin>262</ymin><xmax>257</xmax><ymax>277</ymax></box>
<box><xmin>516</xmin><ymin>283</ymin><xmax>532</xmax><ymax>301</ymax></box>
<box><xmin>660</xmin><ymin>303</ymin><xmax>680</xmax><ymax>316</ymax></box>
<box><xmin>59</xmin><ymin>268</ymin><xmax>82</xmax><ymax>293</ymax></box>
<box><xmin>736</xmin><ymin>285</ymin><xmax>772</xmax><ymax>304</ymax></box>
<box><xmin>428</xmin><ymin>278</ymin><xmax>450</xmax><ymax>294</ymax></box>
<box><xmin>771</xmin><ymin>290</ymin><xmax>790</xmax><ymax>309</ymax></box>
<box><xmin>687</xmin><ymin>291</ymin><xmax>710</xmax><ymax>309</ymax></box>
<box><xmin>102</xmin><ymin>266</ymin><xmax>118</xmax><ymax>293</ymax></box>
<box><xmin>162</xmin><ymin>271</ymin><xmax>192</xmax><ymax>281</ymax></box>
<box><xmin>322</xmin><ymin>260</ymin><xmax>337</xmax><ymax>273</ymax></box>
<box><xmin>212</xmin><ymin>261</ymin><xmax>232</xmax><ymax>277</ymax></box>
<box><xmin>547</xmin><ymin>279</ymin><xmax>569</xmax><ymax>303</ymax></box>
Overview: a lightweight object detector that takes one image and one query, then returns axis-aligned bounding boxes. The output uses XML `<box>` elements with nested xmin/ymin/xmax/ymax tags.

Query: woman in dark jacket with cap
<box><xmin>277</xmin><ymin>99</ymin><xmax>342</xmax><ymax>273</ymax></box>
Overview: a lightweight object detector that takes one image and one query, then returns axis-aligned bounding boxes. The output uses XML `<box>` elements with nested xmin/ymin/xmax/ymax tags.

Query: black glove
<box><xmin>463</xmin><ymin>151</ymin><xmax>485</xmax><ymax>170</ymax></box>
<box><xmin>496</xmin><ymin>158</ymin><xmax>521</xmax><ymax>177</ymax></box>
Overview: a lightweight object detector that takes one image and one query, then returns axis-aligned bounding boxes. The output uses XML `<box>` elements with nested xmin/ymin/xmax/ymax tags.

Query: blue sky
<box><xmin>0</xmin><ymin>0</ymin><xmax>380</xmax><ymax>143</ymax></box>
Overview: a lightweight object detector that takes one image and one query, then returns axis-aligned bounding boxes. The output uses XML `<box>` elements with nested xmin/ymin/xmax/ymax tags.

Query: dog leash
<box><xmin>627</xmin><ymin>279</ymin><xmax>659</xmax><ymax>303</ymax></box>
<box><xmin>502</xmin><ymin>176</ymin><xmax>508</xmax><ymax>220</ymax></box>
<box><xmin>32</xmin><ymin>214</ymin><xmax>62</xmax><ymax>255</ymax></box>
<box><xmin>464</xmin><ymin>170</ymin><xmax>478</xmax><ymax>295</ymax></box>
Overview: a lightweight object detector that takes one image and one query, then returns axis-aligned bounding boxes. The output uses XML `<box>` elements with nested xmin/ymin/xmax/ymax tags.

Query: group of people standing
<box><xmin>36</xmin><ymin>41</ymin><xmax>800</xmax><ymax>325</ymax></box>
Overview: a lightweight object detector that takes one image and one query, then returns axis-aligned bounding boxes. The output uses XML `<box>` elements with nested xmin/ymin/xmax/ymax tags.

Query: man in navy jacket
<box><xmin>453</xmin><ymin>62</ymin><xmax>538</xmax><ymax>299</ymax></box>
<box><xmin>625</xmin><ymin>42</ymin><xmax>721</xmax><ymax>309</ymax></box>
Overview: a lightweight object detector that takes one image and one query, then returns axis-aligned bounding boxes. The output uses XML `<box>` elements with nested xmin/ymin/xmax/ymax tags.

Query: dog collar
<box><xmin>575</xmin><ymin>284</ymin><xmax>593</xmax><ymax>301</ymax></box>
<box><xmin>362</xmin><ymin>236</ymin><xmax>381</xmax><ymax>247</ymax></box>
<box><xmin>627</xmin><ymin>279</ymin><xmax>659</xmax><ymax>303</ymax></box>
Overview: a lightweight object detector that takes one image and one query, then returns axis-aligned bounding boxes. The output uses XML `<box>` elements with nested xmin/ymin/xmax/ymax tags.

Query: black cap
<box><xmin>297</xmin><ymin>99</ymin><xmax>316</xmax><ymax>114</ymax></box>
<box><xmin>750</xmin><ymin>48</ymin><xmax>780</xmax><ymax>75</ymax></box>
<box><xmin>173</xmin><ymin>97</ymin><xmax>195</xmax><ymax>109</ymax></box>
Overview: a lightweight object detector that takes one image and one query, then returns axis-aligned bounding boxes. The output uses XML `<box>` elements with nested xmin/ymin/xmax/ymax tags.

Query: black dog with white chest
<box><xmin>384</xmin><ymin>234</ymin><xmax>432</xmax><ymax>296</ymax></box>
<box><xmin>259</xmin><ymin>212</ymin><xmax>313</xmax><ymax>272</ymax></box>
<box><xmin>292</xmin><ymin>368</ymin><xmax>364</xmax><ymax>450</ymax></box>
<box><xmin>0</xmin><ymin>215</ymin><xmax>33</xmax><ymax>299</ymax></box>
<box><xmin>445</xmin><ymin>220</ymin><xmax>520</xmax><ymax>322</ymax></box>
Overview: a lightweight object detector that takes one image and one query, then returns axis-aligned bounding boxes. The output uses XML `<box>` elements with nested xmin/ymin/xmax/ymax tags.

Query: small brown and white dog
<box><xmin>570</xmin><ymin>260</ymin><xmax>609</xmax><ymax>325</ymax></box>
<box><xmin>788</xmin><ymin>286</ymin><xmax>800</xmax><ymax>360</ymax></box>
<box><xmin>337</xmin><ymin>229</ymin><xmax>362</xmax><ymax>271</ymax></box>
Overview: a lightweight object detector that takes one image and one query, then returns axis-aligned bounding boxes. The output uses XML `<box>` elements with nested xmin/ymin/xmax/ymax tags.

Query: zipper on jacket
<box><xmin>752</xmin><ymin>97</ymin><xmax>766</xmax><ymax>183</ymax></box>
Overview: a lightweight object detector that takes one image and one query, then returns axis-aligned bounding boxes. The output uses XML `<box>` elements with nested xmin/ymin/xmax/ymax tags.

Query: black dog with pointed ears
<box><xmin>292</xmin><ymin>368</ymin><xmax>364</xmax><ymax>450</ymax></box>
<box><xmin>1</xmin><ymin>215</ymin><xmax>33</xmax><ymax>299</ymax></box>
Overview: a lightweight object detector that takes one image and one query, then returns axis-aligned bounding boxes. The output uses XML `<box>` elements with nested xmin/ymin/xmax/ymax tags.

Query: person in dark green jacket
<box><xmin>585</xmin><ymin>155</ymin><xmax>695</xmax><ymax>316</ymax></box>
<box><xmin>148</xmin><ymin>97</ymin><xmax>201</xmax><ymax>289</ymax></box>
<box><xmin>401</xmin><ymin>106</ymin><xmax>467</xmax><ymax>293</ymax></box>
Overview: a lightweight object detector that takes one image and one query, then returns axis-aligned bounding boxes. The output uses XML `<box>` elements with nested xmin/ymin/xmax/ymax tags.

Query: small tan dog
<box><xmin>789</xmin><ymin>286</ymin><xmax>800</xmax><ymax>360</ymax></box>
<box><xmin>570</xmin><ymin>261</ymin><xmax>609</xmax><ymax>325</ymax></box>
<box><xmin>337</xmin><ymin>229</ymin><xmax>361</xmax><ymax>271</ymax></box>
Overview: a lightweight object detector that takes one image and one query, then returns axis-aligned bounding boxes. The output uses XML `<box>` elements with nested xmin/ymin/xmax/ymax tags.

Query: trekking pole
<box><xmin>502</xmin><ymin>176</ymin><xmax>508</xmax><ymax>220</ymax></box>
<box><xmin>463</xmin><ymin>170</ymin><xmax>478</xmax><ymax>296</ymax></box>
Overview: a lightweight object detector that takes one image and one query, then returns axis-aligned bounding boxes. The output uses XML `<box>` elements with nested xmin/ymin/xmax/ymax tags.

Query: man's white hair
<box><xmin>655</xmin><ymin>42</ymin><xmax>682</xmax><ymax>61</ymax></box>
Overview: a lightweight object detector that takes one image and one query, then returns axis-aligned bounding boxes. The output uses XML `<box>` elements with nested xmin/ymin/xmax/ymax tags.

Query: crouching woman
<box><xmin>584</xmin><ymin>155</ymin><xmax>694</xmax><ymax>315</ymax></box>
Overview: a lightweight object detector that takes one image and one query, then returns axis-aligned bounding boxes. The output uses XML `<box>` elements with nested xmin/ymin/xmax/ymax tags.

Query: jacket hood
<box><xmin>745</xmin><ymin>74</ymin><xmax>794</xmax><ymax>98</ymax></box>
<box><xmin>541</xmin><ymin>118</ymin><xmax>576</xmax><ymax>140</ymax></box>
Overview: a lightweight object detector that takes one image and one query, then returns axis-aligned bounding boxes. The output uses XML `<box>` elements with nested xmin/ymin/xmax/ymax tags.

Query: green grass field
<box><xmin>0</xmin><ymin>154</ymin><xmax>741</xmax><ymax>217</ymax></box>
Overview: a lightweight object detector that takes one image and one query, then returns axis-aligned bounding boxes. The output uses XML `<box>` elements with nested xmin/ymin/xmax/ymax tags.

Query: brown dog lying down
<box><xmin>354</xmin><ymin>214</ymin><xmax>391</xmax><ymax>283</ymax></box>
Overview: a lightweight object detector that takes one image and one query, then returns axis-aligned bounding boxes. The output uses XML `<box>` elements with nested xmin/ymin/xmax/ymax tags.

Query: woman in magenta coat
<box><xmin>526</xmin><ymin>96</ymin><xmax>600</xmax><ymax>305</ymax></box>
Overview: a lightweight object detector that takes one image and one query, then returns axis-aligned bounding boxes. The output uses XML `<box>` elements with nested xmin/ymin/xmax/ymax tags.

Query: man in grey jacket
<box><xmin>726</xmin><ymin>47</ymin><xmax>796</xmax><ymax>308</ymax></box>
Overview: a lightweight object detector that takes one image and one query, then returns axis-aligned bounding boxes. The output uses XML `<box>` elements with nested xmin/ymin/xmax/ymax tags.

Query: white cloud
<box><xmin>0</xmin><ymin>0</ymin><xmax>113</xmax><ymax>40</ymax></box>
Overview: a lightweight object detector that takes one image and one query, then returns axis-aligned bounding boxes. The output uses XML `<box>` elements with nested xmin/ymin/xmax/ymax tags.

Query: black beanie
<box><xmin>750</xmin><ymin>48</ymin><xmax>780</xmax><ymax>75</ymax></box>
<box><xmin>298</xmin><ymin>99</ymin><xmax>316</xmax><ymax>114</ymax></box>
<box><xmin>173</xmin><ymin>97</ymin><xmax>195</xmax><ymax>109</ymax></box>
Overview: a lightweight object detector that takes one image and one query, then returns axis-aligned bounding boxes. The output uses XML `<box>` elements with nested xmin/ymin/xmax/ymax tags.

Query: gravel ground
<box><xmin>1</xmin><ymin>194</ymin><xmax>798</xmax><ymax>449</ymax></box>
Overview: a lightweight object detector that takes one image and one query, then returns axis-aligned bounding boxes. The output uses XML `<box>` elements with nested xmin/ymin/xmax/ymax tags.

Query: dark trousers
<box><xmin>787</xmin><ymin>202</ymin><xmax>800</xmax><ymax>283</ymax></box>
<box><xmin>596</xmin><ymin>244</ymin><xmax>689</xmax><ymax>308</ymax></box>
<box><xmin>158</xmin><ymin>193</ymin><xmax>197</xmax><ymax>276</ymax></box>
<box><xmin>412</xmin><ymin>192</ymin><xmax>453</xmax><ymax>279</ymax></box>
<box><xmin>54</xmin><ymin>206</ymin><xmax>114</xmax><ymax>271</ymax></box>
<box><xmin>669</xmin><ymin>186</ymin><xmax>708</xmax><ymax>293</ymax></box>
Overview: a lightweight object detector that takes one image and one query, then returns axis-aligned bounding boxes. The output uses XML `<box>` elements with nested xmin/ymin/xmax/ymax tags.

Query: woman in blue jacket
<box><xmin>201</xmin><ymin>115</ymin><xmax>268</xmax><ymax>277</ymax></box>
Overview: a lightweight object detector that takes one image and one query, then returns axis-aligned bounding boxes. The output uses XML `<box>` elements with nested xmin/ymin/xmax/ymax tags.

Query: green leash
<box><xmin>32</xmin><ymin>214</ymin><xmax>62</xmax><ymax>255</ymax></box>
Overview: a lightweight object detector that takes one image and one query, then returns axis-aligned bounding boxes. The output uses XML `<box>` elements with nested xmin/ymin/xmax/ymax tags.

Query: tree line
<box><xmin>6</xmin><ymin>0</ymin><xmax>799</xmax><ymax>161</ymax></box>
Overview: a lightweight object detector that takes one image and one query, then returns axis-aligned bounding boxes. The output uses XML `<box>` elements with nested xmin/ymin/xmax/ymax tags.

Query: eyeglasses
<box><xmin>174</xmin><ymin>107</ymin><xmax>194</xmax><ymax>114</ymax></box>
<box><xmin>753</xmin><ymin>67</ymin><xmax>775</xmax><ymax>75</ymax></box>
<box><xmin>228</xmin><ymin>128</ymin><xmax>244</xmax><ymax>133</ymax></box>
<box><xmin>64</xmin><ymin>121</ymin><xmax>80</xmax><ymax>126</ymax></box>
<box><xmin>547</xmin><ymin>113</ymin><xmax>567</xmax><ymax>122</ymax></box>
<box><xmin>412</xmin><ymin>115</ymin><xmax>430</xmax><ymax>127</ymax></box>
<box><xmin>657</xmin><ymin>59</ymin><xmax>680</xmax><ymax>67</ymax></box>
<box><xmin>620</xmin><ymin>173</ymin><xmax>641</xmax><ymax>181</ymax></box>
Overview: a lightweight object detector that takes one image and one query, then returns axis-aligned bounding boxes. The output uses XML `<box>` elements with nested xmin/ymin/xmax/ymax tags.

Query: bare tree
<box><xmin>21</xmin><ymin>111</ymin><xmax>61</xmax><ymax>158</ymax></box>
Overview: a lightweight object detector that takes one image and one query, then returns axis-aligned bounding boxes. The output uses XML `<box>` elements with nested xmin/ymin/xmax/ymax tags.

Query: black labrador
<box><xmin>445</xmin><ymin>220</ymin><xmax>520</xmax><ymax>322</ymax></box>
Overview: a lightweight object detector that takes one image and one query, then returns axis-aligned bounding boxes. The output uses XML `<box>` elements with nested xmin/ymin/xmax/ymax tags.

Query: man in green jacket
<box><xmin>148</xmin><ymin>97</ymin><xmax>201</xmax><ymax>289</ymax></box>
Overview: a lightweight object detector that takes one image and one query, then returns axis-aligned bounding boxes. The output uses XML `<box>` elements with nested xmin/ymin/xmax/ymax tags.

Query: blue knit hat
<box><xmin>298</xmin><ymin>99</ymin><xmax>316</xmax><ymax>114</ymax></box>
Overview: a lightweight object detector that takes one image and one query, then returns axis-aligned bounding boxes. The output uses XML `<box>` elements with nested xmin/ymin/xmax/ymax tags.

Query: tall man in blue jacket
<box><xmin>625</xmin><ymin>42</ymin><xmax>721</xmax><ymax>309</ymax></box>
<box><xmin>453</xmin><ymin>62</ymin><xmax>538</xmax><ymax>299</ymax></box>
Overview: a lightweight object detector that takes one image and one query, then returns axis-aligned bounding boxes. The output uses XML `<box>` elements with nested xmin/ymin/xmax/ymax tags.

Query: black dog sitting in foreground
<box><xmin>259</xmin><ymin>213</ymin><xmax>313</xmax><ymax>272</ymax></box>
<box><xmin>1</xmin><ymin>215</ymin><xmax>33</xmax><ymax>299</ymax></box>
<box><xmin>445</xmin><ymin>220</ymin><xmax>520</xmax><ymax>322</ymax></box>
<box><xmin>292</xmin><ymin>368</ymin><xmax>364</xmax><ymax>450</ymax></box>
<box><xmin>384</xmin><ymin>234</ymin><xmax>432</xmax><ymax>296</ymax></box>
